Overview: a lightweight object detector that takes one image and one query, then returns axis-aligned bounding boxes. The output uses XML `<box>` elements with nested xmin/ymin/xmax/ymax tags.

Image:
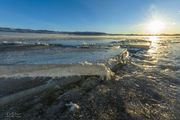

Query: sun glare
<box><xmin>146</xmin><ymin>20</ymin><xmax>165</xmax><ymax>34</ymax></box>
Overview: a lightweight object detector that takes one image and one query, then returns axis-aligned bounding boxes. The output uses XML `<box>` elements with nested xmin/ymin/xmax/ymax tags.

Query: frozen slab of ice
<box><xmin>0</xmin><ymin>46</ymin><xmax>125</xmax><ymax>64</ymax></box>
<box><xmin>0</xmin><ymin>64</ymin><xmax>112</xmax><ymax>79</ymax></box>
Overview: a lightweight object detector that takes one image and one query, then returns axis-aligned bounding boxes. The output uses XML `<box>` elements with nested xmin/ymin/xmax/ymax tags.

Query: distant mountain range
<box><xmin>0</xmin><ymin>27</ymin><xmax>107</xmax><ymax>35</ymax></box>
<box><xmin>0</xmin><ymin>27</ymin><xmax>179</xmax><ymax>36</ymax></box>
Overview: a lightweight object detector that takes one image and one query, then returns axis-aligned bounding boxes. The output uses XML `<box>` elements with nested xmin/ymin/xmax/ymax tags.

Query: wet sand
<box><xmin>0</xmin><ymin>63</ymin><xmax>179</xmax><ymax>120</ymax></box>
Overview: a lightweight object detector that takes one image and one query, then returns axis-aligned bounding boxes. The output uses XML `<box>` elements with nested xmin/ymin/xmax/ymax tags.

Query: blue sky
<box><xmin>0</xmin><ymin>0</ymin><xmax>179</xmax><ymax>33</ymax></box>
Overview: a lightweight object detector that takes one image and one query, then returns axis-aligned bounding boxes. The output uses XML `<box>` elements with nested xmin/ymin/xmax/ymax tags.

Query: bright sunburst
<box><xmin>146</xmin><ymin>20</ymin><xmax>165</xmax><ymax>34</ymax></box>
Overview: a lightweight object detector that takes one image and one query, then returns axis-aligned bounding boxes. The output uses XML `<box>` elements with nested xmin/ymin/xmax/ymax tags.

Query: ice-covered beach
<box><xmin>0</xmin><ymin>33</ymin><xmax>180</xmax><ymax>120</ymax></box>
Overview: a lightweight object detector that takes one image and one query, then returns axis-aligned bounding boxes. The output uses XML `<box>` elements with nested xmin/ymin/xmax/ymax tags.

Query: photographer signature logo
<box><xmin>5</xmin><ymin>112</ymin><xmax>22</xmax><ymax>118</ymax></box>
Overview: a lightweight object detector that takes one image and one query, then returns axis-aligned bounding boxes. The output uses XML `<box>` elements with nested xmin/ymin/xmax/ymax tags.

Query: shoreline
<box><xmin>0</xmin><ymin>36</ymin><xmax>179</xmax><ymax>119</ymax></box>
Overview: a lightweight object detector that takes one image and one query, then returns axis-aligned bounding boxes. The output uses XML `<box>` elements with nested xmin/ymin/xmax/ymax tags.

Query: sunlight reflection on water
<box><xmin>148</xmin><ymin>36</ymin><xmax>159</xmax><ymax>54</ymax></box>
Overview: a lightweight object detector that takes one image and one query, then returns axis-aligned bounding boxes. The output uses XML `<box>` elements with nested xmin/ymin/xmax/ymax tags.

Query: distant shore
<box><xmin>0</xmin><ymin>31</ymin><xmax>180</xmax><ymax>41</ymax></box>
<box><xmin>0</xmin><ymin>27</ymin><xmax>180</xmax><ymax>36</ymax></box>
<box><xmin>0</xmin><ymin>27</ymin><xmax>180</xmax><ymax>41</ymax></box>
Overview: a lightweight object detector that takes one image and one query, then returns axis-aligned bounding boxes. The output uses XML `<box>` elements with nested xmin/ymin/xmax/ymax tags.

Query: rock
<box><xmin>65</xmin><ymin>102</ymin><xmax>80</xmax><ymax>112</ymax></box>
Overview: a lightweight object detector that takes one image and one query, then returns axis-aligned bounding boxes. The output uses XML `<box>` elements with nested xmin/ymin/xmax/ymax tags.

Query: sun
<box><xmin>146</xmin><ymin>20</ymin><xmax>165</xmax><ymax>34</ymax></box>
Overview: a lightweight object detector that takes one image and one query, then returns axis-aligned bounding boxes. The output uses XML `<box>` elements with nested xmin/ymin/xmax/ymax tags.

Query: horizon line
<box><xmin>0</xmin><ymin>26</ymin><xmax>180</xmax><ymax>35</ymax></box>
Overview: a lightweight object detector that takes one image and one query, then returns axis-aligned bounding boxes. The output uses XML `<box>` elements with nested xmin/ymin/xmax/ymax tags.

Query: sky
<box><xmin>0</xmin><ymin>0</ymin><xmax>179</xmax><ymax>34</ymax></box>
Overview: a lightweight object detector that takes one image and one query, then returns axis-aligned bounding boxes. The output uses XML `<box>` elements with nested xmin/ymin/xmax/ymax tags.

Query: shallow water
<box><xmin>118</xmin><ymin>36</ymin><xmax>180</xmax><ymax>119</ymax></box>
<box><xmin>0</xmin><ymin>47</ymin><xmax>125</xmax><ymax>64</ymax></box>
<box><xmin>130</xmin><ymin>36</ymin><xmax>180</xmax><ymax>79</ymax></box>
<box><xmin>0</xmin><ymin>36</ymin><xmax>179</xmax><ymax>68</ymax></box>
<box><xmin>0</xmin><ymin>39</ymin><xmax>126</xmax><ymax>64</ymax></box>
